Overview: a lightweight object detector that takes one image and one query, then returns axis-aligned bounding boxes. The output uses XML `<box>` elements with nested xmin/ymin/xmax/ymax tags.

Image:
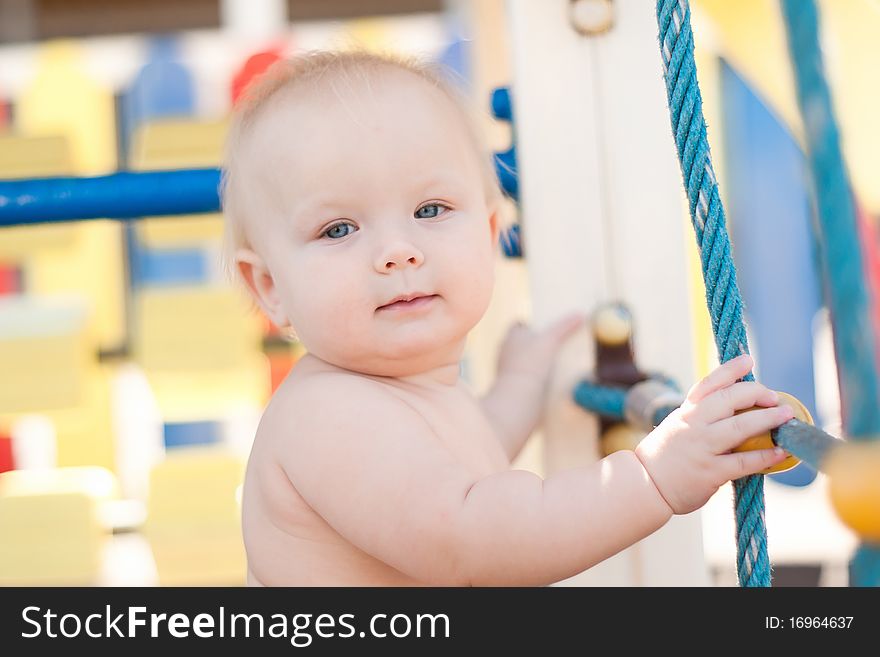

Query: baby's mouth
<box><xmin>377</xmin><ymin>294</ymin><xmax>439</xmax><ymax>312</ymax></box>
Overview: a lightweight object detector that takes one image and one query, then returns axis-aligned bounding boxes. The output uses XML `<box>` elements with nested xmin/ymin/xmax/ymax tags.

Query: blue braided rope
<box><xmin>656</xmin><ymin>0</ymin><xmax>769</xmax><ymax>587</ymax></box>
<box><xmin>780</xmin><ymin>0</ymin><xmax>880</xmax><ymax>586</ymax></box>
<box><xmin>780</xmin><ymin>0</ymin><xmax>880</xmax><ymax>440</ymax></box>
<box><xmin>851</xmin><ymin>545</ymin><xmax>880</xmax><ymax>587</ymax></box>
<box><xmin>500</xmin><ymin>224</ymin><xmax>523</xmax><ymax>258</ymax></box>
<box><xmin>573</xmin><ymin>381</ymin><xmax>626</xmax><ymax>419</ymax></box>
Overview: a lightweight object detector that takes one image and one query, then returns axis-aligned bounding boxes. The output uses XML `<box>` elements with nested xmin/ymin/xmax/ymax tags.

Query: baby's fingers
<box><xmin>709</xmin><ymin>405</ymin><xmax>795</xmax><ymax>452</ymax></box>
<box><xmin>695</xmin><ymin>381</ymin><xmax>779</xmax><ymax>423</ymax></box>
<box><xmin>686</xmin><ymin>354</ymin><xmax>753</xmax><ymax>403</ymax></box>
<box><xmin>719</xmin><ymin>446</ymin><xmax>789</xmax><ymax>480</ymax></box>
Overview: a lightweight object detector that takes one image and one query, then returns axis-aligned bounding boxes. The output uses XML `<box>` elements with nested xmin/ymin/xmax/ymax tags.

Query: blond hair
<box><xmin>221</xmin><ymin>50</ymin><xmax>502</xmax><ymax>283</ymax></box>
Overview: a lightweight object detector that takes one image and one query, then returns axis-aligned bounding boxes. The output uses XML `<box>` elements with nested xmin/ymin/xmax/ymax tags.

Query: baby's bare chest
<box><xmin>392</xmin><ymin>388</ymin><xmax>509</xmax><ymax>476</ymax></box>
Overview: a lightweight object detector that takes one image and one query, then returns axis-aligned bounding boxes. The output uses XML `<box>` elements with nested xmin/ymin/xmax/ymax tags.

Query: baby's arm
<box><xmin>280</xmin><ymin>372</ymin><xmax>670</xmax><ymax>586</ymax></box>
<box><xmin>480</xmin><ymin>315</ymin><xmax>584</xmax><ymax>462</ymax></box>
<box><xmin>279</xmin><ymin>356</ymin><xmax>789</xmax><ymax>586</ymax></box>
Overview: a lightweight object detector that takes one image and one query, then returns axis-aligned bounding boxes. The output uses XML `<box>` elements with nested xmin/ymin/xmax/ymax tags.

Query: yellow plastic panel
<box><xmin>694</xmin><ymin>0</ymin><xmax>880</xmax><ymax>213</ymax></box>
<box><xmin>145</xmin><ymin>448</ymin><xmax>244</xmax><ymax>524</ymax></box>
<box><xmin>16</xmin><ymin>40</ymin><xmax>116</xmax><ymax>174</ymax></box>
<box><xmin>134</xmin><ymin>286</ymin><xmax>262</xmax><ymax>372</ymax></box>
<box><xmin>129</xmin><ymin>119</ymin><xmax>228</xmax><ymax>171</ymax></box>
<box><xmin>0</xmin><ymin>372</ymin><xmax>118</xmax><ymax>473</ymax></box>
<box><xmin>145</xmin><ymin>530</ymin><xmax>246</xmax><ymax>586</ymax></box>
<box><xmin>0</xmin><ymin>492</ymin><xmax>103</xmax><ymax>585</ymax></box>
<box><xmin>138</xmin><ymin>214</ymin><xmax>225</xmax><ymax>247</ymax></box>
<box><xmin>0</xmin><ymin>134</ymin><xmax>78</xmax><ymax>258</ymax></box>
<box><xmin>0</xmin><ymin>297</ymin><xmax>92</xmax><ymax>414</ymax></box>
<box><xmin>0</xmin><ymin>332</ymin><xmax>90</xmax><ymax>412</ymax></box>
<box><xmin>0</xmin><ymin>133</ymin><xmax>72</xmax><ymax>178</ymax></box>
<box><xmin>143</xmin><ymin>447</ymin><xmax>246</xmax><ymax>585</ymax></box>
<box><xmin>0</xmin><ymin>466</ymin><xmax>117</xmax><ymax>585</ymax></box>
<box><xmin>0</xmin><ymin>296</ymin><xmax>117</xmax><ymax>471</ymax></box>
<box><xmin>147</xmin><ymin>357</ymin><xmax>270</xmax><ymax>420</ymax></box>
<box><xmin>818</xmin><ymin>0</ymin><xmax>880</xmax><ymax>213</ymax></box>
<box><xmin>15</xmin><ymin>40</ymin><xmax>125</xmax><ymax>347</ymax></box>
<box><xmin>28</xmin><ymin>220</ymin><xmax>126</xmax><ymax>348</ymax></box>
<box><xmin>51</xmin><ymin>365</ymin><xmax>116</xmax><ymax>471</ymax></box>
<box><xmin>129</xmin><ymin>119</ymin><xmax>229</xmax><ymax>246</ymax></box>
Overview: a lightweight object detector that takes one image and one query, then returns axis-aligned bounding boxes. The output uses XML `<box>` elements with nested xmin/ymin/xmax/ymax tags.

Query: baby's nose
<box><xmin>374</xmin><ymin>240</ymin><xmax>425</xmax><ymax>272</ymax></box>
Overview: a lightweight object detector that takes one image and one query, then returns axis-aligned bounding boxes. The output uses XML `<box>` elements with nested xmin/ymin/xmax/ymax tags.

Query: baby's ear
<box><xmin>488</xmin><ymin>203</ymin><xmax>501</xmax><ymax>246</ymax></box>
<box><xmin>235</xmin><ymin>248</ymin><xmax>290</xmax><ymax>329</ymax></box>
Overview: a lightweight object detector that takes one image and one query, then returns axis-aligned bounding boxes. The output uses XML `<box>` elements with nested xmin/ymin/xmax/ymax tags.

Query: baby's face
<box><xmin>241</xmin><ymin>69</ymin><xmax>499</xmax><ymax>377</ymax></box>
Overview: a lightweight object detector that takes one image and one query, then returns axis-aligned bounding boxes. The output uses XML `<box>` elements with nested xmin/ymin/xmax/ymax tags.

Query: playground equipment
<box><xmin>0</xmin><ymin>1</ymin><xmax>877</xmax><ymax>586</ymax></box>
<box><xmin>505</xmin><ymin>0</ymin><xmax>878</xmax><ymax>585</ymax></box>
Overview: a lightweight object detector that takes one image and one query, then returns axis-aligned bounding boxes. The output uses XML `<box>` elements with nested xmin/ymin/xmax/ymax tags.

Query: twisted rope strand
<box><xmin>655</xmin><ymin>0</ymin><xmax>770</xmax><ymax>587</ymax></box>
<box><xmin>780</xmin><ymin>0</ymin><xmax>880</xmax><ymax>586</ymax></box>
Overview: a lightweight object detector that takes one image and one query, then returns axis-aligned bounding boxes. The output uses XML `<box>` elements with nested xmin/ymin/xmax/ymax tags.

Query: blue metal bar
<box><xmin>0</xmin><ymin>168</ymin><xmax>222</xmax><ymax>226</ymax></box>
<box><xmin>574</xmin><ymin>379</ymin><xmax>841</xmax><ymax>473</ymax></box>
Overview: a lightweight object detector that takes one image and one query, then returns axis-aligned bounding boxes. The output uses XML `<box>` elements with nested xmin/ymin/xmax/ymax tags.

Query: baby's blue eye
<box><xmin>415</xmin><ymin>204</ymin><xmax>448</xmax><ymax>219</ymax></box>
<box><xmin>324</xmin><ymin>222</ymin><xmax>356</xmax><ymax>239</ymax></box>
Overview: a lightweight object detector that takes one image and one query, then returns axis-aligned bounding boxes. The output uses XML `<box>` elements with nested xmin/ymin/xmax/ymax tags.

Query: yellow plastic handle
<box><xmin>731</xmin><ymin>391</ymin><xmax>811</xmax><ymax>474</ymax></box>
<box><xmin>825</xmin><ymin>443</ymin><xmax>880</xmax><ymax>542</ymax></box>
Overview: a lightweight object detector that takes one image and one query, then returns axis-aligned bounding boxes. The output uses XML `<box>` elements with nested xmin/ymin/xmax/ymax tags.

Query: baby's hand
<box><xmin>496</xmin><ymin>313</ymin><xmax>585</xmax><ymax>384</ymax></box>
<box><xmin>634</xmin><ymin>354</ymin><xmax>794</xmax><ymax>514</ymax></box>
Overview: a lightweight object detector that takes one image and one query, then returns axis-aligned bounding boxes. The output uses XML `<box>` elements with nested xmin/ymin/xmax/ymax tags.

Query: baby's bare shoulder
<box><xmin>261</xmin><ymin>362</ymin><xmax>430</xmax><ymax>451</ymax></box>
<box><xmin>256</xmin><ymin>362</ymin><xmax>471</xmax><ymax>508</ymax></box>
<box><xmin>288</xmin><ymin>368</ymin><xmax>414</xmax><ymax>412</ymax></box>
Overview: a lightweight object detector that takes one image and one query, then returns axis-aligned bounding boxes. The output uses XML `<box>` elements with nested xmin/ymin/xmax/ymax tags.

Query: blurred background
<box><xmin>0</xmin><ymin>0</ymin><xmax>876</xmax><ymax>587</ymax></box>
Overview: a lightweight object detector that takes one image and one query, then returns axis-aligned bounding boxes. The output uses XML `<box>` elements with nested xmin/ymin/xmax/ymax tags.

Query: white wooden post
<box><xmin>220</xmin><ymin>0</ymin><xmax>287</xmax><ymax>37</ymax></box>
<box><xmin>505</xmin><ymin>0</ymin><xmax>709</xmax><ymax>585</ymax></box>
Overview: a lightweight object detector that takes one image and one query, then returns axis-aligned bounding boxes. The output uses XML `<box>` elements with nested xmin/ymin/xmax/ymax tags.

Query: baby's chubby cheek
<box><xmin>451</xmin><ymin>244</ymin><xmax>496</xmax><ymax>317</ymax></box>
<box><xmin>282</xmin><ymin>239</ymin><xmax>495</xmax><ymax>368</ymax></box>
<box><xmin>456</xmin><ymin>271</ymin><xmax>494</xmax><ymax>328</ymax></box>
<box><xmin>292</xmin><ymin>294</ymin><xmax>371</xmax><ymax>351</ymax></box>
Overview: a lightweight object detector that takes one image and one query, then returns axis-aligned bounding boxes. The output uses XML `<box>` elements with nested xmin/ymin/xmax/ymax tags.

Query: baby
<box><xmin>222</xmin><ymin>51</ymin><xmax>793</xmax><ymax>586</ymax></box>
